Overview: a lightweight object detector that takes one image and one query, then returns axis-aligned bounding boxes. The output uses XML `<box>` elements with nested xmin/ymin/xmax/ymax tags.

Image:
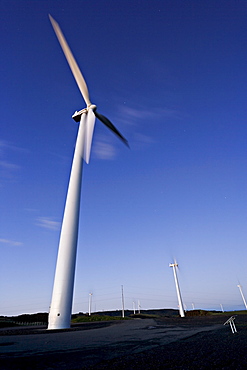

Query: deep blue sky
<box><xmin>1</xmin><ymin>0</ymin><xmax>247</xmax><ymax>315</ymax></box>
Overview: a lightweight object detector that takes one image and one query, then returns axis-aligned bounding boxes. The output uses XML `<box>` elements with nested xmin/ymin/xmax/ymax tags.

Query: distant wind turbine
<box><xmin>121</xmin><ymin>285</ymin><xmax>125</xmax><ymax>318</ymax></box>
<box><xmin>133</xmin><ymin>301</ymin><xmax>136</xmax><ymax>314</ymax></box>
<box><xmin>138</xmin><ymin>300</ymin><xmax>141</xmax><ymax>314</ymax></box>
<box><xmin>237</xmin><ymin>284</ymin><xmax>247</xmax><ymax>310</ymax></box>
<box><xmin>48</xmin><ymin>15</ymin><xmax>128</xmax><ymax>330</ymax></box>
<box><xmin>88</xmin><ymin>293</ymin><xmax>93</xmax><ymax>316</ymax></box>
<box><xmin>169</xmin><ymin>261</ymin><xmax>185</xmax><ymax>317</ymax></box>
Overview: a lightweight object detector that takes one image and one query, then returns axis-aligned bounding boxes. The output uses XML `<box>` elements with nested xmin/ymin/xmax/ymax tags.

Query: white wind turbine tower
<box><xmin>237</xmin><ymin>284</ymin><xmax>247</xmax><ymax>310</ymax></box>
<box><xmin>88</xmin><ymin>293</ymin><xmax>93</xmax><ymax>316</ymax></box>
<box><xmin>169</xmin><ymin>261</ymin><xmax>185</xmax><ymax>317</ymax></box>
<box><xmin>138</xmin><ymin>300</ymin><xmax>141</xmax><ymax>314</ymax></box>
<box><xmin>48</xmin><ymin>16</ymin><xmax>128</xmax><ymax>330</ymax></box>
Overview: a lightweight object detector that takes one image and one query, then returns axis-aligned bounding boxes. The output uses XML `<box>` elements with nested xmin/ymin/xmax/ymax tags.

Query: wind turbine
<box><xmin>133</xmin><ymin>301</ymin><xmax>136</xmax><ymax>314</ymax></box>
<box><xmin>121</xmin><ymin>285</ymin><xmax>125</xmax><ymax>318</ymax></box>
<box><xmin>138</xmin><ymin>300</ymin><xmax>141</xmax><ymax>314</ymax></box>
<box><xmin>48</xmin><ymin>15</ymin><xmax>128</xmax><ymax>330</ymax></box>
<box><xmin>169</xmin><ymin>261</ymin><xmax>185</xmax><ymax>317</ymax></box>
<box><xmin>88</xmin><ymin>293</ymin><xmax>93</xmax><ymax>316</ymax></box>
<box><xmin>237</xmin><ymin>284</ymin><xmax>247</xmax><ymax>310</ymax></box>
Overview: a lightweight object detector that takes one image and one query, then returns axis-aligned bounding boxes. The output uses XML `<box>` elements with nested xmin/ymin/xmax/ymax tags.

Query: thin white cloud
<box><xmin>91</xmin><ymin>103</ymin><xmax>180</xmax><ymax>157</ymax></box>
<box><xmin>134</xmin><ymin>133</ymin><xmax>156</xmax><ymax>145</ymax></box>
<box><xmin>0</xmin><ymin>140</ymin><xmax>9</xmax><ymax>153</ymax></box>
<box><xmin>121</xmin><ymin>107</ymin><xmax>147</xmax><ymax>119</ymax></box>
<box><xmin>93</xmin><ymin>137</ymin><xmax>117</xmax><ymax>160</ymax></box>
<box><xmin>0</xmin><ymin>140</ymin><xmax>28</xmax><ymax>154</ymax></box>
<box><xmin>119</xmin><ymin>106</ymin><xmax>182</xmax><ymax>122</ymax></box>
<box><xmin>0</xmin><ymin>160</ymin><xmax>20</xmax><ymax>170</ymax></box>
<box><xmin>0</xmin><ymin>140</ymin><xmax>27</xmax><ymax>182</ymax></box>
<box><xmin>113</xmin><ymin>103</ymin><xmax>183</xmax><ymax>150</ymax></box>
<box><xmin>0</xmin><ymin>238</ymin><xmax>23</xmax><ymax>247</ymax></box>
<box><xmin>36</xmin><ymin>217</ymin><xmax>60</xmax><ymax>231</ymax></box>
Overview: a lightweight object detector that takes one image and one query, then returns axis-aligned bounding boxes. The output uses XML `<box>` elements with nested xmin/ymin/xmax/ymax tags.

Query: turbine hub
<box><xmin>87</xmin><ymin>104</ymin><xmax>97</xmax><ymax>111</ymax></box>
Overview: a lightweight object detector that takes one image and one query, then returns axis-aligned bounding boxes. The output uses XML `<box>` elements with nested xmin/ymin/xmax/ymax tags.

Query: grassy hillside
<box><xmin>1</xmin><ymin>309</ymin><xmax>246</xmax><ymax>328</ymax></box>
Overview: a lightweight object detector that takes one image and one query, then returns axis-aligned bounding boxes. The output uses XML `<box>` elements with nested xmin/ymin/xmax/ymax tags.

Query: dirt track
<box><xmin>1</xmin><ymin>315</ymin><xmax>247</xmax><ymax>369</ymax></box>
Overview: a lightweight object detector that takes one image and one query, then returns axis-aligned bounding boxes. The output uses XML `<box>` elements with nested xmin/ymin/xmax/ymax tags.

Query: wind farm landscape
<box><xmin>1</xmin><ymin>0</ymin><xmax>247</xmax><ymax>368</ymax></box>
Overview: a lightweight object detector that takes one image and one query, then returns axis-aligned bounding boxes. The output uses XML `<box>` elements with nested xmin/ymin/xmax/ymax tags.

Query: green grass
<box><xmin>71</xmin><ymin>314</ymin><xmax>130</xmax><ymax>323</ymax></box>
<box><xmin>208</xmin><ymin>310</ymin><xmax>247</xmax><ymax>316</ymax></box>
<box><xmin>224</xmin><ymin>310</ymin><xmax>247</xmax><ymax>315</ymax></box>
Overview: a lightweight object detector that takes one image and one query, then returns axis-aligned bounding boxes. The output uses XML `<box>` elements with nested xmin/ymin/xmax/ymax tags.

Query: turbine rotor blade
<box><xmin>84</xmin><ymin>109</ymin><xmax>96</xmax><ymax>163</ymax></box>
<box><xmin>94</xmin><ymin>110</ymin><xmax>129</xmax><ymax>147</ymax></box>
<box><xmin>80</xmin><ymin>109</ymin><xmax>95</xmax><ymax>164</ymax></box>
<box><xmin>49</xmin><ymin>15</ymin><xmax>91</xmax><ymax>107</ymax></box>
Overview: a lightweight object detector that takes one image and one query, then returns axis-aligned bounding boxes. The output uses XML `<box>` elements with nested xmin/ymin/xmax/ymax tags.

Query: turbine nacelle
<box><xmin>169</xmin><ymin>263</ymin><xmax>178</xmax><ymax>268</ymax></box>
<box><xmin>72</xmin><ymin>105</ymin><xmax>97</xmax><ymax>122</ymax></box>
